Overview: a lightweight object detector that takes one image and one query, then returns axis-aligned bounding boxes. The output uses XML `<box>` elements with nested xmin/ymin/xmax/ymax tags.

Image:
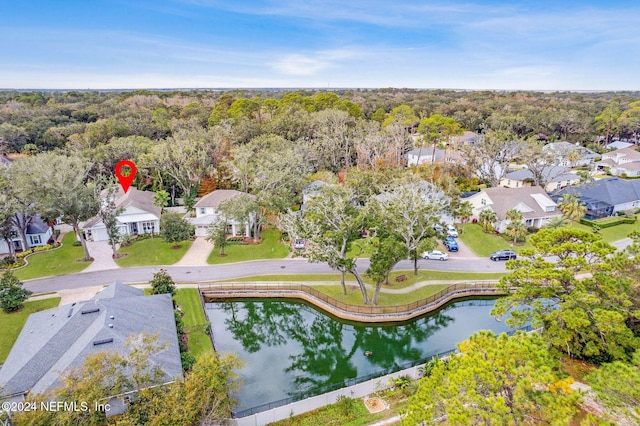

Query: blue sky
<box><xmin>1</xmin><ymin>0</ymin><xmax>639</xmax><ymax>90</ymax></box>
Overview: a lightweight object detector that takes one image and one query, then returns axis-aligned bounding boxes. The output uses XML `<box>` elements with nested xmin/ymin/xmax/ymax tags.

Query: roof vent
<box><xmin>108</xmin><ymin>323</ymin><xmax>114</xmax><ymax>328</ymax></box>
<box><xmin>81</xmin><ymin>307</ymin><xmax>100</xmax><ymax>314</ymax></box>
<box><xmin>109</xmin><ymin>315</ymin><xmax>115</xmax><ymax>320</ymax></box>
<box><xmin>93</xmin><ymin>338</ymin><xmax>113</xmax><ymax>346</ymax></box>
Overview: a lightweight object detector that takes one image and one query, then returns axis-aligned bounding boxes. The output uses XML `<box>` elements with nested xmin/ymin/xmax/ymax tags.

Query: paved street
<box><xmin>23</xmin><ymin>257</ymin><xmax>507</xmax><ymax>294</ymax></box>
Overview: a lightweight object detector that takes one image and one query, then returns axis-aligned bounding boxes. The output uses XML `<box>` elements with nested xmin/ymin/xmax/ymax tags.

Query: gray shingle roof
<box><xmin>0</xmin><ymin>282</ymin><xmax>182</xmax><ymax>399</ymax></box>
<box><xmin>475</xmin><ymin>186</ymin><xmax>562</xmax><ymax>221</ymax></box>
<box><xmin>83</xmin><ymin>187</ymin><xmax>162</xmax><ymax>229</ymax></box>
<box><xmin>556</xmin><ymin>177</ymin><xmax>640</xmax><ymax>207</ymax></box>
<box><xmin>504</xmin><ymin>166</ymin><xmax>578</xmax><ymax>183</ymax></box>
<box><xmin>194</xmin><ymin>189</ymin><xmax>253</xmax><ymax>208</ymax></box>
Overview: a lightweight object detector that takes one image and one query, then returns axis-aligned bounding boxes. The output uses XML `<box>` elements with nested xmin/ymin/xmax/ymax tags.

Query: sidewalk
<box><xmin>174</xmin><ymin>237</ymin><xmax>214</xmax><ymax>266</ymax></box>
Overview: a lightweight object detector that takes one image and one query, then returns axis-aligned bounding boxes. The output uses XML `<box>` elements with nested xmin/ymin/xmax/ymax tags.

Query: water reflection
<box><xmin>206</xmin><ymin>297</ymin><xmax>513</xmax><ymax>410</ymax></box>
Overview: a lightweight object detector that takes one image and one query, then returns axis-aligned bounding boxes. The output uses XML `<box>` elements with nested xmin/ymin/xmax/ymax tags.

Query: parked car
<box><xmin>443</xmin><ymin>236</ymin><xmax>458</xmax><ymax>252</ymax></box>
<box><xmin>421</xmin><ymin>250</ymin><xmax>449</xmax><ymax>261</ymax></box>
<box><xmin>446</xmin><ymin>225</ymin><xmax>458</xmax><ymax>238</ymax></box>
<box><xmin>293</xmin><ymin>239</ymin><xmax>305</xmax><ymax>249</ymax></box>
<box><xmin>433</xmin><ymin>224</ymin><xmax>444</xmax><ymax>232</ymax></box>
<box><xmin>489</xmin><ymin>250</ymin><xmax>517</xmax><ymax>261</ymax></box>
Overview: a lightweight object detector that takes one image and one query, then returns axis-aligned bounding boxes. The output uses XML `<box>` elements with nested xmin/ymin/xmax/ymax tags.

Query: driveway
<box><xmin>174</xmin><ymin>237</ymin><xmax>214</xmax><ymax>266</ymax></box>
<box><xmin>81</xmin><ymin>240</ymin><xmax>120</xmax><ymax>273</ymax></box>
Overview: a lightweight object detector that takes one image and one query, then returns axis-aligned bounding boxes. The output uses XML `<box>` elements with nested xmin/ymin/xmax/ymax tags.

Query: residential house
<box><xmin>543</xmin><ymin>141</ymin><xmax>599</xmax><ymax>167</ymax></box>
<box><xmin>0</xmin><ymin>282</ymin><xmax>183</xmax><ymax>414</ymax></box>
<box><xmin>0</xmin><ymin>214</ymin><xmax>53</xmax><ymax>255</ymax></box>
<box><xmin>302</xmin><ymin>180</ymin><xmax>328</xmax><ymax>204</ymax></box>
<box><xmin>191</xmin><ymin>189</ymin><xmax>256</xmax><ymax>237</ymax></box>
<box><xmin>606</xmin><ymin>140</ymin><xmax>635</xmax><ymax>150</ymax></box>
<box><xmin>81</xmin><ymin>187</ymin><xmax>161</xmax><ymax>242</ymax></box>
<box><xmin>405</xmin><ymin>147</ymin><xmax>464</xmax><ymax>166</ymax></box>
<box><xmin>466</xmin><ymin>186</ymin><xmax>562</xmax><ymax>232</ymax></box>
<box><xmin>553</xmin><ymin>177</ymin><xmax>640</xmax><ymax>219</ymax></box>
<box><xmin>597</xmin><ymin>146</ymin><xmax>640</xmax><ymax>177</ymax></box>
<box><xmin>500</xmin><ymin>166</ymin><xmax>579</xmax><ymax>192</ymax></box>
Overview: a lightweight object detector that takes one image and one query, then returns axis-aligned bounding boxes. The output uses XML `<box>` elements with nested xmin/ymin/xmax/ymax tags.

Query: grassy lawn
<box><xmin>459</xmin><ymin>224</ymin><xmax>525</xmax><ymax>257</ymax></box>
<box><xmin>346</xmin><ymin>236</ymin><xmax>378</xmax><ymax>258</ymax></box>
<box><xmin>115</xmin><ymin>237</ymin><xmax>192</xmax><ymax>267</ymax></box>
<box><xmin>214</xmin><ymin>270</ymin><xmax>504</xmax><ymax>287</ymax></box>
<box><xmin>207</xmin><ymin>228</ymin><xmax>288</xmax><ymax>264</ymax></box>
<box><xmin>589</xmin><ymin>221</ymin><xmax>640</xmax><ymax>243</ymax></box>
<box><xmin>13</xmin><ymin>233</ymin><xmax>91</xmax><ymax>280</ymax></box>
<box><xmin>0</xmin><ymin>297</ymin><xmax>60</xmax><ymax>363</ymax></box>
<box><xmin>271</xmin><ymin>387</ymin><xmax>411</xmax><ymax>426</ymax></box>
<box><xmin>310</xmin><ymin>284</ymin><xmax>450</xmax><ymax>306</ymax></box>
<box><xmin>173</xmin><ymin>288</ymin><xmax>214</xmax><ymax>357</ymax></box>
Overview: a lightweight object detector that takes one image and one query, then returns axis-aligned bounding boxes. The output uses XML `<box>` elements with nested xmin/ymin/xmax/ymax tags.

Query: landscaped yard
<box><xmin>207</xmin><ymin>228</ymin><xmax>288</xmax><ymax>264</ymax></box>
<box><xmin>114</xmin><ymin>237</ymin><xmax>192</xmax><ymax>267</ymax></box>
<box><xmin>173</xmin><ymin>288</ymin><xmax>214</xmax><ymax>357</ymax></box>
<box><xmin>459</xmin><ymin>224</ymin><xmax>526</xmax><ymax>257</ymax></box>
<box><xmin>0</xmin><ymin>297</ymin><xmax>60</xmax><ymax>363</ymax></box>
<box><xmin>13</xmin><ymin>232</ymin><xmax>91</xmax><ymax>280</ymax></box>
<box><xmin>311</xmin><ymin>283</ymin><xmax>451</xmax><ymax>306</ymax></box>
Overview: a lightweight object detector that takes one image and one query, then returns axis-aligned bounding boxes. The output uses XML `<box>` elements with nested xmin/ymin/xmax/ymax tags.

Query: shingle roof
<box><xmin>0</xmin><ymin>282</ymin><xmax>182</xmax><ymax>399</ymax></box>
<box><xmin>194</xmin><ymin>189</ymin><xmax>253</xmax><ymax>208</ymax></box>
<box><xmin>474</xmin><ymin>186</ymin><xmax>562</xmax><ymax>221</ymax></box>
<box><xmin>82</xmin><ymin>187</ymin><xmax>161</xmax><ymax>229</ymax></box>
<box><xmin>556</xmin><ymin>177</ymin><xmax>640</xmax><ymax>207</ymax></box>
<box><xmin>504</xmin><ymin>166</ymin><xmax>578</xmax><ymax>183</ymax></box>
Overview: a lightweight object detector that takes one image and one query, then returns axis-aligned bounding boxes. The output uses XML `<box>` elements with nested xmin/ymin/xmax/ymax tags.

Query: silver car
<box><xmin>421</xmin><ymin>250</ymin><xmax>449</xmax><ymax>261</ymax></box>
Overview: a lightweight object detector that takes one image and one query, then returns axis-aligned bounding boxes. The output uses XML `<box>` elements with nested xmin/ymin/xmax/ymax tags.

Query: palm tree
<box><xmin>545</xmin><ymin>215</ymin><xmax>568</xmax><ymax>229</ymax></box>
<box><xmin>505</xmin><ymin>220</ymin><xmax>527</xmax><ymax>244</ymax></box>
<box><xmin>558</xmin><ymin>194</ymin><xmax>587</xmax><ymax>224</ymax></box>
<box><xmin>478</xmin><ymin>210</ymin><xmax>498</xmax><ymax>233</ymax></box>
<box><xmin>505</xmin><ymin>209</ymin><xmax>523</xmax><ymax>223</ymax></box>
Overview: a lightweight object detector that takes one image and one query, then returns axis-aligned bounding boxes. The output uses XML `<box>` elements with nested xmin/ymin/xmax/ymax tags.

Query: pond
<box><xmin>205</xmin><ymin>297</ymin><xmax>519</xmax><ymax>415</ymax></box>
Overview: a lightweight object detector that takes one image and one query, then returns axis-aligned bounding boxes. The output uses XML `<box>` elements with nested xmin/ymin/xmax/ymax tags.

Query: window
<box><xmin>142</xmin><ymin>221</ymin><xmax>155</xmax><ymax>234</ymax></box>
<box><xmin>10</xmin><ymin>230</ymin><xmax>18</xmax><ymax>238</ymax></box>
<box><xmin>481</xmin><ymin>198</ymin><xmax>486</xmax><ymax>206</ymax></box>
<box><xmin>200</xmin><ymin>208</ymin><xmax>206</xmax><ymax>215</ymax></box>
<box><xmin>545</xmin><ymin>206</ymin><xmax>555</xmax><ymax>212</ymax></box>
<box><xmin>29</xmin><ymin>235</ymin><xmax>42</xmax><ymax>245</ymax></box>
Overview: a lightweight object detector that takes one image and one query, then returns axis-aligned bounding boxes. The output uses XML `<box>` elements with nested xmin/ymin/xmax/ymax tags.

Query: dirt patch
<box><xmin>364</xmin><ymin>397</ymin><xmax>387</xmax><ymax>414</ymax></box>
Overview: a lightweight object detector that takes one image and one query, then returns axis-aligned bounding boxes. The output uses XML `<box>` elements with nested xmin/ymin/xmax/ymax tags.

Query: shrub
<box><xmin>0</xmin><ymin>270</ymin><xmax>32</xmax><ymax>312</ymax></box>
<box><xmin>0</xmin><ymin>257</ymin><xmax>16</xmax><ymax>267</ymax></box>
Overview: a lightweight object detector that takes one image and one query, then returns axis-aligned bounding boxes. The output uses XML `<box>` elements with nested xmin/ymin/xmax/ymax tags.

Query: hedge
<box><xmin>579</xmin><ymin>216</ymin><xmax>637</xmax><ymax>229</ymax></box>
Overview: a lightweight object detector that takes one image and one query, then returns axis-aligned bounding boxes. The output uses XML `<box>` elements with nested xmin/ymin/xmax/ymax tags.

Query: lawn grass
<box><xmin>0</xmin><ymin>297</ymin><xmax>60</xmax><ymax>363</ymax></box>
<box><xmin>173</xmin><ymin>288</ymin><xmax>214</xmax><ymax>357</ymax></box>
<box><xmin>114</xmin><ymin>237</ymin><xmax>192</xmax><ymax>267</ymax></box>
<box><xmin>207</xmin><ymin>228</ymin><xmax>288</xmax><ymax>264</ymax></box>
<box><xmin>219</xmin><ymin>270</ymin><xmax>504</xmax><ymax>287</ymax></box>
<box><xmin>13</xmin><ymin>232</ymin><xmax>91</xmax><ymax>280</ymax></box>
<box><xmin>458</xmin><ymin>224</ymin><xmax>522</xmax><ymax>257</ymax></box>
<box><xmin>346</xmin><ymin>236</ymin><xmax>378</xmax><ymax>258</ymax></box>
<box><xmin>310</xmin><ymin>284</ymin><xmax>450</xmax><ymax>306</ymax></box>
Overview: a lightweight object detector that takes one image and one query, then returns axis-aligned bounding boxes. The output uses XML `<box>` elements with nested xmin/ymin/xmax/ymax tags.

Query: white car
<box><xmin>447</xmin><ymin>226</ymin><xmax>458</xmax><ymax>238</ymax></box>
<box><xmin>293</xmin><ymin>239</ymin><xmax>305</xmax><ymax>249</ymax></box>
<box><xmin>421</xmin><ymin>250</ymin><xmax>449</xmax><ymax>261</ymax></box>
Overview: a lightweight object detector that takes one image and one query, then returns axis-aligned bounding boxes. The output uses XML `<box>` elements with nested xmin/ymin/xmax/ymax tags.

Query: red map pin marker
<box><xmin>115</xmin><ymin>160</ymin><xmax>137</xmax><ymax>193</ymax></box>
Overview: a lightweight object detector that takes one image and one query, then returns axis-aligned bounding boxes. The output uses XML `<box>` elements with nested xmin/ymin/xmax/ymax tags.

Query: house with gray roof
<box><xmin>543</xmin><ymin>142</ymin><xmax>599</xmax><ymax>167</ymax></box>
<box><xmin>0</xmin><ymin>282</ymin><xmax>182</xmax><ymax>410</ymax></box>
<box><xmin>466</xmin><ymin>186</ymin><xmax>562</xmax><ymax>232</ymax></box>
<box><xmin>81</xmin><ymin>187</ymin><xmax>161</xmax><ymax>242</ymax></box>
<box><xmin>191</xmin><ymin>189</ymin><xmax>256</xmax><ymax>237</ymax></box>
<box><xmin>0</xmin><ymin>214</ymin><xmax>53</xmax><ymax>255</ymax></box>
<box><xmin>500</xmin><ymin>166</ymin><xmax>579</xmax><ymax>192</ymax></box>
<box><xmin>597</xmin><ymin>146</ymin><xmax>640</xmax><ymax>177</ymax></box>
<box><xmin>553</xmin><ymin>177</ymin><xmax>640</xmax><ymax>219</ymax></box>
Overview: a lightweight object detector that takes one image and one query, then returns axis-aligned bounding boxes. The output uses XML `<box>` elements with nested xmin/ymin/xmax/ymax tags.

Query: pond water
<box><xmin>205</xmin><ymin>297</ymin><xmax>518</xmax><ymax>414</ymax></box>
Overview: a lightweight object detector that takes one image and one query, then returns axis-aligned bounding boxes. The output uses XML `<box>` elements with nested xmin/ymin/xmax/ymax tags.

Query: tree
<box><xmin>595</xmin><ymin>100</ymin><xmax>622</xmax><ymax>145</ymax></box>
<box><xmin>585</xmin><ymin>351</ymin><xmax>640</xmax><ymax>423</ymax></box>
<box><xmin>405</xmin><ymin>331</ymin><xmax>578</xmax><ymax>426</ymax></box>
<box><xmin>280</xmin><ymin>185</ymin><xmax>370</xmax><ymax>303</ymax></box>
<box><xmin>366</xmin><ymin>237</ymin><xmax>408</xmax><ymax>305</ymax></box>
<box><xmin>153</xmin><ymin>189</ymin><xmax>170</xmax><ymax>212</ymax></box>
<box><xmin>149</xmin><ymin>268</ymin><xmax>176</xmax><ymax>296</ymax></box>
<box><xmin>369</xmin><ymin>181</ymin><xmax>446</xmax><ymax>275</ymax></box>
<box><xmin>416</xmin><ymin>114</ymin><xmax>463</xmax><ymax>164</ymax></box>
<box><xmin>382</xmin><ymin>105</ymin><xmax>418</xmax><ymax>166</ymax></box>
<box><xmin>461</xmin><ymin>130</ymin><xmax>522</xmax><ymax>187</ymax></box>
<box><xmin>0</xmin><ymin>270</ymin><xmax>32</xmax><ymax>312</ymax></box>
<box><xmin>217</xmin><ymin>193</ymin><xmax>258</xmax><ymax>240</ymax></box>
<box><xmin>491</xmin><ymin>227</ymin><xmax>640</xmax><ymax>362</ymax></box>
<box><xmin>478</xmin><ymin>209</ymin><xmax>498</xmax><ymax>233</ymax></box>
<box><xmin>450</xmin><ymin>199</ymin><xmax>473</xmax><ymax>225</ymax></box>
<box><xmin>544</xmin><ymin>215</ymin><xmax>568</xmax><ymax>229</ymax></box>
<box><xmin>504</xmin><ymin>208</ymin><xmax>526</xmax><ymax>244</ymax></box>
<box><xmin>557</xmin><ymin>194</ymin><xmax>587</xmax><ymax>223</ymax></box>
<box><xmin>310</xmin><ymin>109</ymin><xmax>357</xmax><ymax>172</ymax></box>
<box><xmin>10</xmin><ymin>153</ymin><xmax>99</xmax><ymax>261</ymax></box>
<box><xmin>160</xmin><ymin>213</ymin><xmax>193</xmax><ymax>246</ymax></box>
<box><xmin>96</xmin><ymin>182</ymin><xmax>124</xmax><ymax>257</ymax></box>
<box><xmin>207</xmin><ymin>218</ymin><xmax>228</xmax><ymax>256</ymax></box>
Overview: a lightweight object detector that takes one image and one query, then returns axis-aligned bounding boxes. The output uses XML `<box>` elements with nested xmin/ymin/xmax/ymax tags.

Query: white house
<box><xmin>543</xmin><ymin>141</ymin><xmax>599</xmax><ymax>167</ymax></box>
<box><xmin>500</xmin><ymin>166</ymin><xmax>580</xmax><ymax>192</ymax></box>
<box><xmin>81</xmin><ymin>187</ymin><xmax>161</xmax><ymax>242</ymax></box>
<box><xmin>597</xmin><ymin>146</ymin><xmax>640</xmax><ymax>177</ymax></box>
<box><xmin>465</xmin><ymin>186</ymin><xmax>562</xmax><ymax>232</ymax></box>
<box><xmin>191</xmin><ymin>189</ymin><xmax>256</xmax><ymax>237</ymax></box>
<box><xmin>0</xmin><ymin>215</ymin><xmax>53</xmax><ymax>255</ymax></box>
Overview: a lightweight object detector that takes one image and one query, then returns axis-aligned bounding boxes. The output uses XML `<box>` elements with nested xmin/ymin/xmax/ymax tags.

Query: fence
<box><xmin>199</xmin><ymin>281</ymin><xmax>505</xmax><ymax>322</ymax></box>
<box><xmin>232</xmin><ymin>324</ymin><xmax>534</xmax><ymax>418</ymax></box>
